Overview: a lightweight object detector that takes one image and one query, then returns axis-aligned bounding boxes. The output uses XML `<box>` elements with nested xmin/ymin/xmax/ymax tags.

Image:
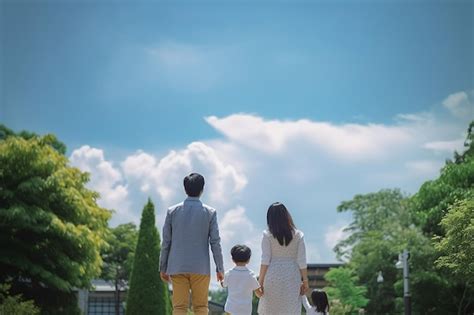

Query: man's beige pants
<box><xmin>171</xmin><ymin>274</ymin><xmax>210</xmax><ymax>315</ymax></box>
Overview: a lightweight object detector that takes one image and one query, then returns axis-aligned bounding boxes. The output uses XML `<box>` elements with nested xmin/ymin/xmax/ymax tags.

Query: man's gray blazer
<box><xmin>159</xmin><ymin>196</ymin><xmax>224</xmax><ymax>275</ymax></box>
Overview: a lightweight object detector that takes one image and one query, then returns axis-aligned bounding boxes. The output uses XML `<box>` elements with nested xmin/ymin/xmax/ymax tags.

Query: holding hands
<box><xmin>160</xmin><ymin>272</ymin><xmax>170</xmax><ymax>283</ymax></box>
<box><xmin>300</xmin><ymin>279</ymin><xmax>309</xmax><ymax>295</ymax></box>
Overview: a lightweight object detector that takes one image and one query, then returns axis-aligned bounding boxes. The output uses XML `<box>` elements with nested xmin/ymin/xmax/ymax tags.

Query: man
<box><xmin>160</xmin><ymin>173</ymin><xmax>224</xmax><ymax>315</ymax></box>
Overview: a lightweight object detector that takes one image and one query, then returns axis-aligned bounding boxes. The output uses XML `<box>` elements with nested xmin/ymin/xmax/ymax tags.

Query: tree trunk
<box><xmin>457</xmin><ymin>283</ymin><xmax>467</xmax><ymax>315</ymax></box>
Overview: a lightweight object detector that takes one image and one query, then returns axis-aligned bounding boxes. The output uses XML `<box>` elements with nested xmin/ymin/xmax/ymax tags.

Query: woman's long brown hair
<box><xmin>266</xmin><ymin>202</ymin><xmax>296</xmax><ymax>246</ymax></box>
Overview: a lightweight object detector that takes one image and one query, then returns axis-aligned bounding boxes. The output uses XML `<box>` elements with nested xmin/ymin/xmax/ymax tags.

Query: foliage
<box><xmin>435</xmin><ymin>199</ymin><xmax>474</xmax><ymax>281</ymax></box>
<box><xmin>334</xmin><ymin>188</ymin><xmax>467</xmax><ymax>314</ymax></box>
<box><xmin>101</xmin><ymin>223</ymin><xmax>138</xmax><ymax>315</ymax></box>
<box><xmin>328</xmin><ymin>299</ymin><xmax>354</xmax><ymax>315</ymax></box>
<box><xmin>324</xmin><ymin>267</ymin><xmax>368</xmax><ymax>313</ymax></box>
<box><xmin>335</xmin><ymin>189</ymin><xmax>411</xmax><ymax>313</ymax></box>
<box><xmin>409</xmin><ymin>121</ymin><xmax>474</xmax><ymax>313</ymax></box>
<box><xmin>335</xmin><ymin>189</ymin><xmax>412</xmax><ymax>260</ymax></box>
<box><xmin>453</xmin><ymin>121</ymin><xmax>474</xmax><ymax>164</ymax></box>
<box><xmin>126</xmin><ymin>199</ymin><xmax>170</xmax><ymax>315</ymax></box>
<box><xmin>0</xmin><ymin>283</ymin><xmax>40</xmax><ymax>315</ymax></box>
<box><xmin>0</xmin><ymin>124</ymin><xmax>66</xmax><ymax>155</ymax></box>
<box><xmin>411</xmin><ymin>121</ymin><xmax>474</xmax><ymax>237</ymax></box>
<box><xmin>0</xmin><ymin>133</ymin><xmax>111</xmax><ymax>313</ymax></box>
<box><xmin>32</xmin><ymin>289</ymin><xmax>81</xmax><ymax>315</ymax></box>
<box><xmin>209</xmin><ymin>288</ymin><xmax>227</xmax><ymax>305</ymax></box>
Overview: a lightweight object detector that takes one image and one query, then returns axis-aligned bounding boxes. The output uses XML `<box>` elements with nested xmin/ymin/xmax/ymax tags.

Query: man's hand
<box><xmin>255</xmin><ymin>288</ymin><xmax>263</xmax><ymax>298</ymax></box>
<box><xmin>217</xmin><ymin>272</ymin><xmax>224</xmax><ymax>282</ymax></box>
<box><xmin>160</xmin><ymin>272</ymin><xmax>170</xmax><ymax>283</ymax></box>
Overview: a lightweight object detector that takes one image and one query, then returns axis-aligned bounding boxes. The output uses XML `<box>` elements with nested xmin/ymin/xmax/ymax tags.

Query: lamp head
<box><xmin>377</xmin><ymin>271</ymin><xmax>384</xmax><ymax>283</ymax></box>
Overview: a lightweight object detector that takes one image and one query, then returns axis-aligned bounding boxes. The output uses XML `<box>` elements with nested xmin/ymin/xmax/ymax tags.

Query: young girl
<box><xmin>302</xmin><ymin>289</ymin><xmax>330</xmax><ymax>315</ymax></box>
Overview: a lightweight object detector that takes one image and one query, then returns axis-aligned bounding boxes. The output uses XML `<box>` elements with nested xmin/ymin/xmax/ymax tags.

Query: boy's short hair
<box><xmin>231</xmin><ymin>245</ymin><xmax>251</xmax><ymax>263</ymax></box>
<box><xmin>183</xmin><ymin>173</ymin><xmax>205</xmax><ymax>197</ymax></box>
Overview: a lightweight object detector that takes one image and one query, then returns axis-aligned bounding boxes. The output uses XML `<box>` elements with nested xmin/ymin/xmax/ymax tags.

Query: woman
<box><xmin>257</xmin><ymin>202</ymin><xmax>308</xmax><ymax>315</ymax></box>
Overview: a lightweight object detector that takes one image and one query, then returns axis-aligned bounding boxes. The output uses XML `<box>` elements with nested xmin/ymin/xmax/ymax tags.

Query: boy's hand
<box><xmin>258</xmin><ymin>279</ymin><xmax>264</xmax><ymax>295</ymax></box>
<box><xmin>255</xmin><ymin>288</ymin><xmax>263</xmax><ymax>298</ymax></box>
<box><xmin>160</xmin><ymin>272</ymin><xmax>170</xmax><ymax>283</ymax></box>
<box><xmin>217</xmin><ymin>272</ymin><xmax>224</xmax><ymax>282</ymax></box>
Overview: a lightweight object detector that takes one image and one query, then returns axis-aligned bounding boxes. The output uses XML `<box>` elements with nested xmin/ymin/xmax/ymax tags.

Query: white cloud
<box><xmin>122</xmin><ymin>142</ymin><xmax>247</xmax><ymax>208</ymax></box>
<box><xmin>396</xmin><ymin>112</ymin><xmax>433</xmax><ymax>123</ymax></box>
<box><xmin>70</xmin><ymin>88</ymin><xmax>472</xmax><ymax>265</ymax></box>
<box><xmin>442</xmin><ymin>91</ymin><xmax>474</xmax><ymax>119</ymax></box>
<box><xmin>423</xmin><ymin>138</ymin><xmax>465</xmax><ymax>153</ymax></box>
<box><xmin>219</xmin><ymin>206</ymin><xmax>261</xmax><ymax>274</ymax></box>
<box><xmin>305</xmin><ymin>242</ymin><xmax>322</xmax><ymax>263</ymax></box>
<box><xmin>219</xmin><ymin>206</ymin><xmax>255</xmax><ymax>244</ymax></box>
<box><xmin>206</xmin><ymin>114</ymin><xmax>416</xmax><ymax>161</ymax></box>
<box><xmin>405</xmin><ymin>160</ymin><xmax>443</xmax><ymax>177</ymax></box>
<box><xmin>69</xmin><ymin>146</ymin><xmax>134</xmax><ymax>225</ymax></box>
<box><xmin>324</xmin><ymin>223</ymin><xmax>349</xmax><ymax>251</ymax></box>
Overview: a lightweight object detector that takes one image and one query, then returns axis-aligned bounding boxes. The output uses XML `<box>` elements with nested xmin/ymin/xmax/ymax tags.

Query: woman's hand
<box><xmin>300</xmin><ymin>280</ymin><xmax>309</xmax><ymax>295</ymax></box>
<box><xmin>258</xmin><ymin>264</ymin><xmax>268</xmax><ymax>296</ymax></box>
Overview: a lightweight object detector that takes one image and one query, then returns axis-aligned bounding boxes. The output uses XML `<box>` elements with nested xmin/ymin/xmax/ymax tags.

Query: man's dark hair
<box><xmin>231</xmin><ymin>245</ymin><xmax>251</xmax><ymax>263</ymax></box>
<box><xmin>183</xmin><ymin>173</ymin><xmax>205</xmax><ymax>197</ymax></box>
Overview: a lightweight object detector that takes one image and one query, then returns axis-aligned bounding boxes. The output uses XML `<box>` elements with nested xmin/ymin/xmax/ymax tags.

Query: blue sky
<box><xmin>1</xmin><ymin>0</ymin><xmax>473</xmax><ymax>272</ymax></box>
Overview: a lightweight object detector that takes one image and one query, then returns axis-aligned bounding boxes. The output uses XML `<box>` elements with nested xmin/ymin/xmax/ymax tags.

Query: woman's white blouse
<box><xmin>260</xmin><ymin>229</ymin><xmax>307</xmax><ymax>269</ymax></box>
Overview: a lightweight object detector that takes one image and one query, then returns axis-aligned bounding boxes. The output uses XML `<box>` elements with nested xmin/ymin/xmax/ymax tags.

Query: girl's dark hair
<box><xmin>266</xmin><ymin>202</ymin><xmax>296</xmax><ymax>246</ymax></box>
<box><xmin>311</xmin><ymin>290</ymin><xmax>330</xmax><ymax>313</ymax></box>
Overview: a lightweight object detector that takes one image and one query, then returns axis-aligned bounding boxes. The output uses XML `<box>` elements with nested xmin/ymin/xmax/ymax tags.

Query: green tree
<box><xmin>126</xmin><ymin>199</ymin><xmax>170</xmax><ymax>315</ymax></box>
<box><xmin>0</xmin><ymin>124</ymin><xmax>66</xmax><ymax>155</ymax></box>
<box><xmin>335</xmin><ymin>189</ymin><xmax>412</xmax><ymax>261</ymax></box>
<box><xmin>0</xmin><ymin>283</ymin><xmax>40</xmax><ymax>315</ymax></box>
<box><xmin>0</xmin><ymin>134</ymin><xmax>111</xmax><ymax>312</ymax></box>
<box><xmin>101</xmin><ymin>223</ymin><xmax>138</xmax><ymax>315</ymax></box>
<box><xmin>409</xmin><ymin>121</ymin><xmax>474</xmax><ymax>313</ymax></box>
<box><xmin>335</xmin><ymin>189</ymin><xmax>461</xmax><ymax>314</ymax></box>
<box><xmin>411</xmin><ymin>121</ymin><xmax>474</xmax><ymax>237</ymax></box>
<box><xmin>453</xmin><ymin>121</ymin><xmax>474</xmax><ymax>164</ymax></box>
<box><xmin>435</xmin><ymin>199</ymin><xmax>474</xmax><ymax>281</ymax></box>
<box><xmin>324</xmin><ymin>267</ymin><xmax>368</xmax><ymax>314</ymax></box>
<box><xmin>434</xmin><ymin>199</ymin><xmax>474</xmax><ymax>315</ymax></box>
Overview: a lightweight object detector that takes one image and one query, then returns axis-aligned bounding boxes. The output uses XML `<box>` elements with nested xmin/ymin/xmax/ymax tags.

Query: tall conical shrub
<box><xmin>126</xmin><ymin>199</ymin><xmax>170</xmax><ymax>315</ymax></box>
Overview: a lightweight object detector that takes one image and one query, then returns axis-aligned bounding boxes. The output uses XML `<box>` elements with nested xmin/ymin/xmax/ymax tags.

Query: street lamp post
<box><xmin>396</xmin><ymin>249</ymin><xmax>411</xmax><ymax>315</ymax></box>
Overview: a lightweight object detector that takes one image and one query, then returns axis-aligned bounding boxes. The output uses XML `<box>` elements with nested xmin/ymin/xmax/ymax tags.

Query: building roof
<box><xmin>307</xmin><ymin>263</ymin><xmax>344</xmax><ymax>268</ymax></box>
<box><xmin>90</xmin><ymin>279</ymin><xmax>127</xmax><ymax>292</ymax></box>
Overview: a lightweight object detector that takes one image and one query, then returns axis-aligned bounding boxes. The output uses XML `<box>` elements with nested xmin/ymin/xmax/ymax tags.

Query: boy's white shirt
<box><xmin>223</xmin><ymin>265</ymin><xmax>260</xmax><ymax>315</ymax></box>
<box><xmin>302</xmin><ymin>295</ymin><xmax>330</xmax><ymax>315</ymax></box>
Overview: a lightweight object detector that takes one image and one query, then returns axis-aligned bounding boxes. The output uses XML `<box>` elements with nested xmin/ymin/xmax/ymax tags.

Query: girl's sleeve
<box><xmin>261</xmin><ymin>231</ymin><xmax>272</xmax><ymax>265</ymax></box>
<box><xmin>301</xmin><ymin>295</ymin><xmax>312</xmax><ymax>312</ymax></box>
<box><xmin>297</xmin><ymin>231</ymin><xmax>307</xmax><ymax>269</ymax></box>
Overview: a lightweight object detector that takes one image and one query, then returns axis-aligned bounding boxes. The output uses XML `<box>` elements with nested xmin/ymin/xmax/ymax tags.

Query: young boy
<box><xmin>222</xmin><ymin>245</ymin><xmax>263</xmax><ymax>315</ymax></box>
